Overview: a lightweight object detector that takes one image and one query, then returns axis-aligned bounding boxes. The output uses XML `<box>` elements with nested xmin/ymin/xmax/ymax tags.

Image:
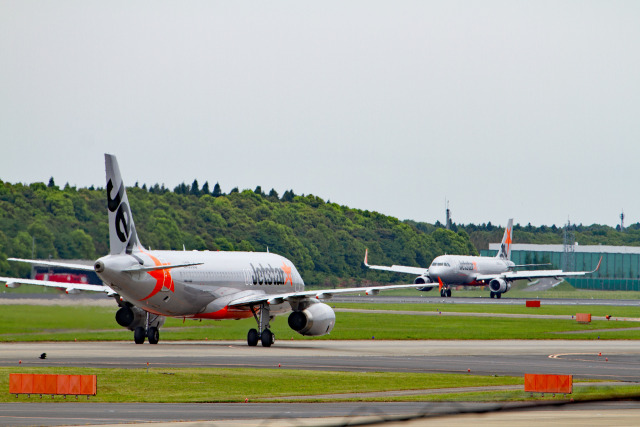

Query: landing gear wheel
<box><xmin>148</xmin><ymin>326</ymin><xmax>159</xmax><ymax>344</ymax></box>
<box><xmin>134</xmin><ymin>327</ymin><xmax>146</xmax><ymax>344</ymax></box>
<box><xmin>440</xmin><ymin>289</ymin><xmax>445</xmax><ymax>297</ymax></box>
<box><xmin>490</xmin><ymin>291</ymin><xmax>495</xmax><ymax>299</ymax></box>
<box><xmin>260</xmin><ymin>329</ymin><xmax>274</xmax><ymax>347</ymax></box>
<box><xmin>446</xmin><ymin>289</ymin><xmax>452</xmax><ymax>298</ymax></box>
<box><xmin>247</xmin><ymin>328</ymin><xmax>259</xmax><ymax>347</ymax></box>
<box><xmin>496</xmin><ymin>292</ymin><xmax>502</xmax><ymax>299</ymax></box>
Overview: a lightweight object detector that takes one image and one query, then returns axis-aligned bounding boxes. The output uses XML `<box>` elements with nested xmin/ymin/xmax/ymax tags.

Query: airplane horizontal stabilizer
<box><xmin>8</xmin><ymin>258</ymin><xmax>96</xmax><ymax>272</ymax></box>
<box><xmin>122</xmin><ymin>262</ymin><xmax>204</xmax><ymax>273</ymax></box>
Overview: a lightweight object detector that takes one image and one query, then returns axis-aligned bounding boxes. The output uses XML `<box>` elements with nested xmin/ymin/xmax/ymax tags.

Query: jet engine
<box><xmin>115</xmin><ymin>305</ymin><xmax>165</xmax><ymax>331</ymax></box>
<box><xmin>287</xmin><ymin>302</ymin><xmax>336</xmax><ymax>336</ymax></box>
<box><xmin>489</xmin><ymin>278</ymin><xmax>511</xmax><ymax>294</ymax></box>
<box><xmin>414</xmin><ymin>275</ymin><xmax>432</xmax><ymax>285</ymax></box>
<box><xmin>414</xmin><ymin>275</ymin><xmax>433</xmax><ymax>291</ymax></box>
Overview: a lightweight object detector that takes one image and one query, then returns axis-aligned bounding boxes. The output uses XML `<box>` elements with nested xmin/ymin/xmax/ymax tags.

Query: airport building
<box><xmin>481</xmin><ymin>243</ymin><xmax>640</xmax><ymax>291</ymax></box>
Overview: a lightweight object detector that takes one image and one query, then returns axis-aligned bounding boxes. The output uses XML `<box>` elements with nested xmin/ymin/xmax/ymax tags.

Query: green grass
<box><xmin>367</xmin><ymin>280</ymin><xmax>640</xmax><ymax>300</ymax></box>
<box><xmin>1</xmin><ymin>304</ymin><xmax>639</xmax><ymax>342</ymax></box>
<box><xmin>0</xmin><ymin>367</ymin><xmax>522</xmax><ymax>403</ymax></box>
<box><xmin>333</xmin><ymin>302</ymin><xmax>640</xmax><ymax>318</ymax></box>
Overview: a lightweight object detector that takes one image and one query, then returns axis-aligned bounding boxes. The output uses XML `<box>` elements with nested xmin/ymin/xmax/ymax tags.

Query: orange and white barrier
<box><xmin>9</xmin><ymin>374</ymin><xmax>96</xmax><ymax>396</ymax></box>
<box><xmin>576</xmin><ymin>313</ymin><xmax>591</xmax><ymax>323</ymax></box>
<box><xmin>524</xmin><ymin>373</ymin><xmax>572</xmax><ymax>394</ymax></box>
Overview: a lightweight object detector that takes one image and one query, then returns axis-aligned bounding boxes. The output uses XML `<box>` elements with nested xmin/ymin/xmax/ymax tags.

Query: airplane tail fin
<box><xmin>496</xmin><ymin>218</ymin><xmax>514</xmax><ymax>260</ymax></box>
<box><xmin>105</xmin><ymin>154</ymin><xmax>141</xmax><ymax>255</ymax></box>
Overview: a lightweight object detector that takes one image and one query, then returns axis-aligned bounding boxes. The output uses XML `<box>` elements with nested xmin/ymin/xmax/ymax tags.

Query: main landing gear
<box><xmin>248</xmin><ymin>304</ymin><xmax>275</xmax><ymax>347</ymax></box>
<box><xmin>489</xmin><ymin>291</ymin><xmax>502</xmax><ymax>299</ymax></box>
<box><xmin>133</xmin><ymin>312</ymin><xmax>162</xmax><ymax>344</ymax></box>
<box><xmin>440</xmin><ymin>287</ymin><xmax>452</xmax><ymax>298</ymax></box>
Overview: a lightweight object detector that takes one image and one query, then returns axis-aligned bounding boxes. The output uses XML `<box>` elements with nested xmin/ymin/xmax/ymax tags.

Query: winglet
<box><xmin>364</xmin><ymin>249</ymin><xmax>370</xmax><ymax>267</ymax></box>
<box><xmin>592</xmin><ymin>256</ymin><xmax>603</xmax><ymax>273</ymax></box>
<box><xmin>438</xmin><ymin>276</ymin><xmax>444</xmax><ymax>292</ymax></box>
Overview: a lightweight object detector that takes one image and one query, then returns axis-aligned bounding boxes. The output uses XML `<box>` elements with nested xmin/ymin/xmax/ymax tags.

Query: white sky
<box><xmin>1</xmin><ymin>1</ymin><xmax>639</xmax><ymax>227</ymax></box>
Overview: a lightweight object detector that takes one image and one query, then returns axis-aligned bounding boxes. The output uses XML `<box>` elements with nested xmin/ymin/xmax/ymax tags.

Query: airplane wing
<box><xmin>7</xmin><ymin>258</ymin><xmax>96</xmax><ymax>271</ymax></box>
<box><xmin>363</xmin><ymin>249</ymin><xmax>427</xmax><ymax>275</ymax></box>
<box><xmin>475</xmin><ymin>256</ymin><xmax>603</xmax><ymax>282</ymax></box>
<box><xmin>0</xmin><ymin>276</ymin><xmax>114</xmax><ymax>294</ymax></box>
<box><xmin>227</xmin><ymin>283</ymin><xmax>435</xmax><ymax>307</ymax></box>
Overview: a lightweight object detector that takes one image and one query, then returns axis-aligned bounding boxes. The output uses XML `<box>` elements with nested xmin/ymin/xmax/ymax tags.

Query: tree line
<box><xmin>0</xmin><ymin>178</ymin><xmax>473</xmax><ymax>286</ymax></box>
<box><xmin>2</xmin><ymin>178</ymin><xmax>638</xmax><ymax>286</ymax></box>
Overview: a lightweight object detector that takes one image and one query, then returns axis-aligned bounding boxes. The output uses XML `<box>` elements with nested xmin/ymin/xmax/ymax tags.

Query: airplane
<box><xmin>364</xmin><ymin>218</ymin><xmax>602</xmax><ymax>299</ymax></box>
<box><xmin>0</xmin><ymin>154</ymin><xmax>423</xmax><ymax>347</ymax></box>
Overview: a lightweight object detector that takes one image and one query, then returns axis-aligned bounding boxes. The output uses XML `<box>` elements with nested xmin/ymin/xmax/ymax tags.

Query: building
<box><xmin>481</xmin><ymin>243</ymin><xmax>640</xmax><ymax>291</ymax></box>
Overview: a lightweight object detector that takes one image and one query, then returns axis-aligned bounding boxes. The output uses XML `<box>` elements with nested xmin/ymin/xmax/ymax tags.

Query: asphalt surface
<box><xmin>2</xmin><ymin>294</ymin><xmax>640</xmax><ymax>425</ymax></box>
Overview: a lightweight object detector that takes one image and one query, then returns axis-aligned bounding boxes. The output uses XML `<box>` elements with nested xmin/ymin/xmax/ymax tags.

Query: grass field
<box><xmin>2</xmin><ymin>299</ymin><xmax>639</xmax><ymax>403</ymax></box>
<box><xmin>2</xmin><ymin>367</ymin><xmax>637</xmax><ymax>403</ymax></box>
<box><xmin>0</xmin><ymin>366</ymin><xmax>523</xmax><ymax>403</ymax></box>
<box><xmin>1</xmin><ymin>303</ymin><xmax>639</xmax><ymax>342</ymax></box>
<box><xmin>355</xmin><ymin>280</ymin><xmax>640</xmax><ymax>300</ymax></box>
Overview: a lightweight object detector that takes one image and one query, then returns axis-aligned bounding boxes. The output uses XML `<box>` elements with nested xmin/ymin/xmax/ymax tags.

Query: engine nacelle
<box><xmin>489</xmin><ymin>278</ymin><xmax>511</xmax><ymax>294</ymax></box>
<box><xmin>287</xmin><ymin>302</ymin><xmax>336</xmax><ymax>336</ymax></box>
<box><xmin>414</xmin><ymin>275</ymin><xmax>432</xmax><ymax>285</ymax></box>
<box><xmin>414</xmin><ymin>275</ymin><xmax>433</xmax><ymax>291</ymax></box>
<box><xmin>115</xmin><ymin>306</ymin><xmax>164</xmax><ymax>331</ymax></box>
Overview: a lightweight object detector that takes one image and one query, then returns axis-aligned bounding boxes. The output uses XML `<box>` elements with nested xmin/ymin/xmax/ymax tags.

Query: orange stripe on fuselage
<box><xmin>193</xmin><ymin>306</ymin><xmax>255</xmax><ymax>320</ymax></box>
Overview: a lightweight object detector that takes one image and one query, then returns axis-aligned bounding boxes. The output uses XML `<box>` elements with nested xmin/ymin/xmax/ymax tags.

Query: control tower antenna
<box><xmin>562</xmin><ymin>218</ymin><xmax>576</xmax><ymax>272</ymax></box>
<box><xmin>445</xmin><ymin>199</ymin><xmax>452</xmax><ymax>230</ymax></box>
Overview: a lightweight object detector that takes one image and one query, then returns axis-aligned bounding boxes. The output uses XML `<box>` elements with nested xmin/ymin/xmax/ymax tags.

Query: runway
<box><xmin>2</xmin><ymin>339</ymin><xmax>640</xmax><ymax>380</ymax></box>
<box><xmin>2</xmin><ymin>294</ymin><xmax>640</xmax><ymax>425</ymax></box>
<box><xmin>2</xmin><ymin>340</ymin><xmax>640</xmax><ymax>425</ymax></box>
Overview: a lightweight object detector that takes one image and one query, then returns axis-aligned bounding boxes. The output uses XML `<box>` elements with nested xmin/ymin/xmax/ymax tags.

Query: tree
<box><xmin>190</xmin><ymin>180</ymin><xmax>200</xmax><ymax>196</ymax></box>
<box><xmin>212</xmin><ymin>182</ymin><xmax>222</xmax><ymax>197</ymax></box>
<box><xmin>281</xmin><ymin>189</ymin><xmax>295</xmax><ymax>202</ymax></box>
<box><xmin>201</xmin><ymin>181</ymin><xmax>210</xmax><ymax>196</ymax></box>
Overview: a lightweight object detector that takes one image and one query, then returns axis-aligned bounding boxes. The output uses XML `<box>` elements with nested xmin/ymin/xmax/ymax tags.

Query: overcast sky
<box><xmin>1</xmin><ymin>1</ymin><xmax>639</xmax><ymax>227</ymax></box>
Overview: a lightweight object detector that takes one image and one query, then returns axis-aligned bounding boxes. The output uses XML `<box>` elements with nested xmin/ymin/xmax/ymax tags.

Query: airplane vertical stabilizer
<box><xmin>496</xmin><ymin>218</ymin><xmax>513</xmax><ymax>260</ymax></box>
<box><xmin>105</xmin><ymin>154</ymin><xmax>141</xmax><ymax>255</ymax></box>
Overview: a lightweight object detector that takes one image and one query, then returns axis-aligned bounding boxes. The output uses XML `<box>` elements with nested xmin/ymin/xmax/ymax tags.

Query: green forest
<box><xmin>1</xmin><ymin>178</ymin><xmax>639</xmax><ymax>286</ymax></box>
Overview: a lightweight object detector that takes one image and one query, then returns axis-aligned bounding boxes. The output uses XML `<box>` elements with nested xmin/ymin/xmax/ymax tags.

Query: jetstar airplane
<box><xmin>0</xmin><ymin>154</ymin><xmax>424</xmax><ymax>347</ymax></box>
<box><xmin>364</xmin><ymin>218</ymin><xmax>601</xmax><ymax>299</ymax></box>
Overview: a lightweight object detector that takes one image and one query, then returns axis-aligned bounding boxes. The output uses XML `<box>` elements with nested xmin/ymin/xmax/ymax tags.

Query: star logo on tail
<box><xmin>281</xmin><ymin>262</ymin><xmax>293</xmax><ymax>286</ymax></box>
<box><xmin>140</xmin><ymin>252</ymin><xmax>175</xmax><ymax>301</ymax></box>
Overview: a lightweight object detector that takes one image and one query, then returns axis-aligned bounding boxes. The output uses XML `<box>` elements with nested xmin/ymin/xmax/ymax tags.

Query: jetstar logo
<box><xmin>250</xmin><ymin>262</ymin><xmax>294</xmax><ymax>286</ymax></box>
<box><xmin>107</xmin><ymin>178</ymin><xmax>137</xmax><ymax>254</ymax></box>
<box><xmin>499</xmin><ymin>228</ymin><xmax>512</xmax><ymax>259</ymax></box>
<box><xmin>140</xmin><ymin>252</ymin><xmax>175</xmax><ymax>301</ymax></box>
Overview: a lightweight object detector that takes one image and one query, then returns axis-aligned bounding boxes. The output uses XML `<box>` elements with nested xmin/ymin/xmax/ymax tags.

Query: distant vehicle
<box><xmin>364</xmin><ymin>218</ymin><xmax>601</xmax><ymax>298</ymax></box>
<box><xmin>1</xmin><ymin>154</ymin><xmax>420</xmax><ymax>347</ymax></box>
<box><xmin>34</xmin><ymin>273</ymin><xmax>89</xmax><ymax>284</ymax></box>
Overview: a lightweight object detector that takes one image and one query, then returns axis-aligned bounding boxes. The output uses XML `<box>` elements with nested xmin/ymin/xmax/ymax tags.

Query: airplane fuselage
<box><xmin>95</xmin><ymin>250</ymin><xmax>304</xmax><ymax>319</ymax></box>
<box><xmin>427</xmin><ymin>255</ymin><xmax>515</xmax><ymax>285</ymax></box>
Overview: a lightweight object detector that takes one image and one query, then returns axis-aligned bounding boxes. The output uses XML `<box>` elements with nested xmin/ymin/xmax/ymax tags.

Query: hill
<box><xmin>0</xmin><ymin>179</ymin><xmax>475</xmax><ymax>286</ymax></box>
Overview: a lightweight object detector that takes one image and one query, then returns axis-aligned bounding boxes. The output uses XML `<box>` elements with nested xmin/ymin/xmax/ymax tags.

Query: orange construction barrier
<box><xmin>576</xmin><ymin>313</ymin><xmax>591</xmax><ymax>324</ymax></box>
<box><xmin>524</xmin><ymin>373</ymin><xmax>573</xmax><ymax>394</ymax></box>
<box><xmin>526</xmin><ymin>300</ymin><xmax>541</xmax><ymax>308</ymax></box>
<box><xmin>9</xmin><ymin>373</ymin><xmax>96</xmax><ymax>396</ymax></box>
